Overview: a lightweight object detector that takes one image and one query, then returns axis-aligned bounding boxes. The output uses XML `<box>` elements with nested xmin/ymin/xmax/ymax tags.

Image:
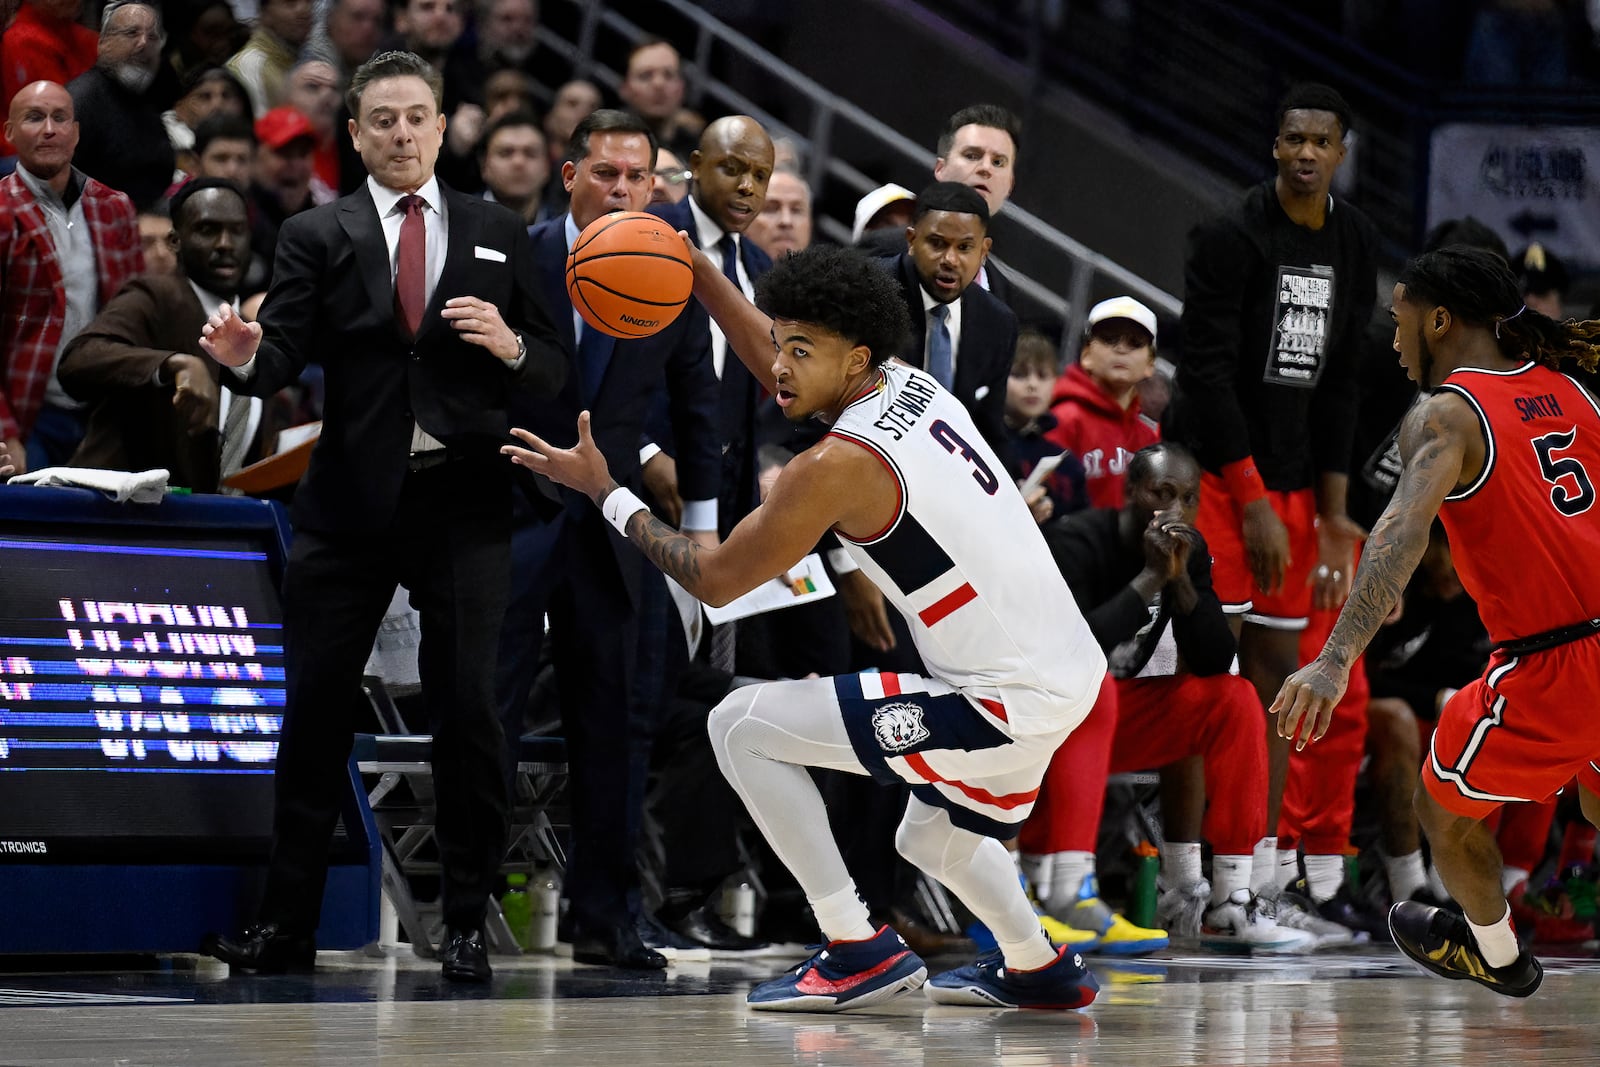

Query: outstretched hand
<box><xmin>502</xmin><ymin>411</ymin><xmax>616</xmax><ymax>504</ymax></box>
<box><xmin>199</xmin><ymin>303</ymin><xmax>263</xmax><ymax>368</ymax></box>
<box><xmin>1270</xmin><ymin>656</ymin><xmax>1351</xmax><ymax>751</ymax></box>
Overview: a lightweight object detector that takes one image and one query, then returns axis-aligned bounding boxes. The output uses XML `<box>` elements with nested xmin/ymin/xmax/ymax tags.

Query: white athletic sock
<box><xmin>1467</xmin><ymin>902</ymin><xmax>1520</xmax><ymax>968</ymax></box>
<box><xmin>1051</xmin><ymin>851</ymin><xmax>1097</xmax><ymax>901</ymax></box>
<box><xmin>997</xmin><ymin>929</ymin><xmax>1059</xmax><ymax>971</ymax></box>
<box><xmin>1163</xmin><ymin>842</ymin><xmax>1203</xmax><ymax>890</ymax></box>
<box><xmin>1304</xmin><ymin>854</ymin><xmax>1344</xmax><ymax>903</ymax></box>
<box><xmin>1250</xmin><ymin>837</ymin><xmax>1278</xmax><ymax>894</ymax></box>
<box><xmin>810</xmin><ymin>884</ymin><xmax>876</xmax><ymax>944</ymax></box>
<box><xmin>1385</xmin><ymin>850</ymin><xmax>1427</xmax><ymax>902</ymax></box>
<box><xmin>1017</xmin><ymin>852</ymin><xmax>1051</xmax><ymax>903</ymax></box>
<box><xmin>1501</xmin><ymin>866</ymin><xmax>1530</xmax><ymax>895</ymax></box>
<box><xmin>1212</xmin><ymin>854</ymin><xmax>1253</xmax><ymax>908</ymax></box>
<box><xmin>1276</xmin><ymin>847</ymin><xmax>1300</xmax><ymax>890</ymax></box>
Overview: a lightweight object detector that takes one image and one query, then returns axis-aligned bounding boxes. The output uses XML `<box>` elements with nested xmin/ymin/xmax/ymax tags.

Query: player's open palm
<box><xmin>503</xmin><ymin>411</ymin><xmax>614</xmax><ymax>503</ymax></box>
<box><xmin>1271</xmin><ymin>655</ymin><xmax>1349</xmax><ymax>751</ymax></box>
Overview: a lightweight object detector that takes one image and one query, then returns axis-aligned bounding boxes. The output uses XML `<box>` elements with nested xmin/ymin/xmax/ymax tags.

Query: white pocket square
<box><xmin>474</xmin><ymin>245</ymin><xmax>507</xmax><ymax>263</ymax></box>
<box><xmin>974</xmin><ymin>385</ymin><xmax>990</xmax><ymax>400</ymax></box>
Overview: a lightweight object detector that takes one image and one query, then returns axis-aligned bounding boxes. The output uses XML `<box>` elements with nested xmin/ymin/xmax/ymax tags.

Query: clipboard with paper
<box><xmin>665</xmin><ymin>553</ymin><xmax>836</xmax><ymax>653</ymax></box>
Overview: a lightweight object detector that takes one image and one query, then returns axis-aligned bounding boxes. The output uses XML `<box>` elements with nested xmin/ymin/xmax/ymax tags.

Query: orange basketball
<box><xmin>565</xmin><ymin>211</ymin><xmax>694</xmax><ymax>339</ymax></box>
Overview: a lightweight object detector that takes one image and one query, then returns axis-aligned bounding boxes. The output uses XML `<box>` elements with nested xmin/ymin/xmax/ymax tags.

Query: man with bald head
<box><xmin>650</xmin><ymin>113</ymin><xmax>774</xmax><ymax>535</ymax></box>
<box><xmin>0</xmin><ymin>80</ymin><xmax>143</xmax><ymax>472</ymax></box>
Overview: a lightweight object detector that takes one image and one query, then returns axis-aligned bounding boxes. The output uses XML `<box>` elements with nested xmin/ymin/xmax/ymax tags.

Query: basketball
<box><xmin>565</xmin><ymin>211</ymin><xmax>695</xmax><ymax>339</ymax></box>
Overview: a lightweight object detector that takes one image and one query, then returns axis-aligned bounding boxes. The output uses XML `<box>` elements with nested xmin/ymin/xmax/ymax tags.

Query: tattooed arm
<box><xmin>503</xmin><ymin>412</ymin><xmax>891</xmax><ymax>606</ymax></box>
<box><xmin>1272</xmin><ymin>390</ymin><xmax>1484</xmax><ymax>749</ymax></box>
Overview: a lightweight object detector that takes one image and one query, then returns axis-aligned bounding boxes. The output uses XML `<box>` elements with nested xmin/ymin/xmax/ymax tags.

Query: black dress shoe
<box><xmin>440</xmin><ymin>928</ymin><xmax>492</xmax><ymax>983</ymax></box>
<box><xmin>571</xmin><ymin>922</ymin><xmax>668</xmax><ymax>970</ymax></box>
<box><xmin>201</xmin><ymin>923</ymin><xmax>316</xmax><ymax>973</ymax></box>
<box><xmin>673</xmin><ymin>905</ymin><xmax>772</xmax><ymax>955</ymax></box>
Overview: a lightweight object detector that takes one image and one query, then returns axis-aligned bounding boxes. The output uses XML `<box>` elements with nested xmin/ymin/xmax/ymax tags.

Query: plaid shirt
<box><xmin>0</xmin><ymin>168</ymin><xmax>143</xmax><ymax>442</ymax></box>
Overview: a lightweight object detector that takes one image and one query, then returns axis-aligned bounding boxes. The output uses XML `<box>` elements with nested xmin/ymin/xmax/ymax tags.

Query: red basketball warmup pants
<box><xmin>1279</xmin><ymin>606</ymin><xmax>1370</xmax><ymax>854</ymax></box>
<box><xmin>1020</xmin><ymin>671</ymin><xmax>1267</xmax><ymax>857</ymax></box>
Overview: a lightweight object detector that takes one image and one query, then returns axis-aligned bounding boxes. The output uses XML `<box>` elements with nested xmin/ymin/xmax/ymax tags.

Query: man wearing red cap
<box><xmin>248</xmin><ymin>105</ymin><xmax>323</xmax><ymax>268</ymax></box>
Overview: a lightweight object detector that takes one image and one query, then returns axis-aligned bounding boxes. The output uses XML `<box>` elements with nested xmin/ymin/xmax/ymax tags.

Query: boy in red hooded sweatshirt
<box><xmin>1045</xmin><ymin>297</ymin><xmax>1161</xmax><ymax>509</ymax></box>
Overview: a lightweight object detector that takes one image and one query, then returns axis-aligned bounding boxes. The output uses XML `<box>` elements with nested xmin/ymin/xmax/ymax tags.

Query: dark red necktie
<box><xmin>395</xmin><ymin>194</ymin><xmax>425</xmax><ymax>337</ymax></box>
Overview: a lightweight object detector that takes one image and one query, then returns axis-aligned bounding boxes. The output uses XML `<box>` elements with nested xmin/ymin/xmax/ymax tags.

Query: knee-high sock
<box><xmin>896</xmin><ymin>798</ymin><xmax>1056</xmax><ymax>969</ymax></box>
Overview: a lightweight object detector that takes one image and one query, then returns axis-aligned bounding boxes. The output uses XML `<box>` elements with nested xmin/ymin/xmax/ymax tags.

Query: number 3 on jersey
<box><xmin>1532</xmin><ymin>428</ymin><xmax>1596</xmax><ymax>517</ymax></box>
<box><xmin>929</xmin><ymin>419</ymin><xmax>999</xmax><ymax>495</ymax></box>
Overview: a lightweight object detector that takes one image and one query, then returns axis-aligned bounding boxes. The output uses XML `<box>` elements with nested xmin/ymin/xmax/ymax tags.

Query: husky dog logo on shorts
<box><xmin>871</xmin><ymin>702</ymin><xmax>931</xmax><ymax>752</ymax></box>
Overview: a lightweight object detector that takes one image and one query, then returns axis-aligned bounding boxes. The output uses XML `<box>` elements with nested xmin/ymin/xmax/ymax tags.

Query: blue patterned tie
<box><xmin>927</xmin><ymin>304</ymin><xmax>954</xmax><ymax>389</ymax></box>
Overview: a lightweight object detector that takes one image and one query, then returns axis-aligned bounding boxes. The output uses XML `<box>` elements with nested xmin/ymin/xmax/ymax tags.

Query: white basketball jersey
<box><xmin>829</xmin><ymin>362</ymin><xmax>1106</xmax><ymax>735</ymax></box>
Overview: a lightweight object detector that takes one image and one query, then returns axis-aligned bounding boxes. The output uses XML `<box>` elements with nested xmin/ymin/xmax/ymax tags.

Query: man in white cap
<box><xmin>852</xmin><ymin>181</ymin><xmax>915</xmax><ymax>244</ymax></box>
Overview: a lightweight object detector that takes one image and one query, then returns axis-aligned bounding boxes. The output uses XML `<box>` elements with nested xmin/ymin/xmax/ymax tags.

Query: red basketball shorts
<box><xmin>1196</xmin><ymin>472</ymin><xmax>1317</xmax><ymax>628</ymax></box>
<box><xmin>1424</xmin><ymin>638</ymin><xmax>1600</xmax><ymax>819</ymax></box>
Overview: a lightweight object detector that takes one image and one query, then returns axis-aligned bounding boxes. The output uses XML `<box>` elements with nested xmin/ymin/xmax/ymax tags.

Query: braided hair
<box><xmin>1397</xmin><ymin>246</ymin><xmax>1600</xmax><ymax>374</ymax></box>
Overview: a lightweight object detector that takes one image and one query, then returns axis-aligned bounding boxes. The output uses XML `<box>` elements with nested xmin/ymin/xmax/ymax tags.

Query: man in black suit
<box><xmin>498</xmin><ymin>109</ymin><xmax>721</xmax><ymax>969</ymax></box>
<box><xmin>880</xmin><ymin>181</ymin><xmax>1018</xmax><ymax>458</ymax></box>
<box><xmin>649</xmin><ymin>114</ymin><xmax>775</xmax><ymax>536</ymax></box>
<box><xmin>197</xmin><ymin>50</ymin><xmax>565</xmax><ymax>983</ymax></box>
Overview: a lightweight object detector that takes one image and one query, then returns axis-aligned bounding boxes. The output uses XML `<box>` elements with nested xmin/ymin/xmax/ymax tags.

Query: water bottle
<box><xmin>721</xmin><ymin>880</ymin><xmax>756</xmax><ymax>938</ymax></box>
<box><xmin>530</xmin><ymin>869</ymin><xmax>561</xmax><ymax>952</ymax></box>
<box><xmin>1130</xmin><ymin>841</ymin><xmax>1160</xmax><ymax>929</ymax></box>
<box><xmin>501</xmin><ymin>873</ymin><xmax>532</xmax><ymax>950</ymax></box>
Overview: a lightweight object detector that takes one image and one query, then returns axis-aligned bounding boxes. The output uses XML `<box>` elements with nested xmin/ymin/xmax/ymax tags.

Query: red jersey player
<box><xmin>1274</xmin><ymin>246</ymin><xmax>1600</xmax><ymax>997</ymax></box>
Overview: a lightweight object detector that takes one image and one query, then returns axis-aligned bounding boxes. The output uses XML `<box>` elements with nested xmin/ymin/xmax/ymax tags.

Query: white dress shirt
<box><xmin>368</xmin><ymin>176</ymin><xmax>450</xmax><ymax>454</ymax></box>
<box><xmin>190</xmin><ymin>280</ymin><xmax>264</xmax><ymax>456</ymax></box>
<box><xmin>687</xmin><ymin>196</ymin><xmax>752</xmax><ymax>380</ymax></box>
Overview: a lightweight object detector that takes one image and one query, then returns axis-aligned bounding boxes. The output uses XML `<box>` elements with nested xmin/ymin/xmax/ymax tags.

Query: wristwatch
<box><xmin>513</xmin><ymin>331</ymin><xmax>526</xmax><ymax>361</ymax></box>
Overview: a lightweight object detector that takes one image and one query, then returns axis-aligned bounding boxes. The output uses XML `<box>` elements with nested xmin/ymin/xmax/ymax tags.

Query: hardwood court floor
<box><xmin>3</xmin><ymin>944</ymin><xmax>1598</xmax><ymax>1065</ymax></box>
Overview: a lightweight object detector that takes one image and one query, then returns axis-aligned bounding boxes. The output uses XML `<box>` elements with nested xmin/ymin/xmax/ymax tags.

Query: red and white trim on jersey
<box><xmin>1437</xmin><ymin>382</ymin><xmax>1497</xmax><ymax>502</ymax></box>
<box><xmin>826</xmin><ymin>428</ymin><xmax>907</xmax><ymax>544</ymax></box>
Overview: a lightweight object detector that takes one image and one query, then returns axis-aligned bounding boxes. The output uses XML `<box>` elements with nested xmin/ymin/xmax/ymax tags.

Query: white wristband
<box><xmin>827</xmin><ymin>547</ymin><xmax>861</xmax><ymax>575</ymax></box>
<box><xmin>601</xmin><ymin>486</ymin><xmax>648</xmax><ymax>535</ymax></box>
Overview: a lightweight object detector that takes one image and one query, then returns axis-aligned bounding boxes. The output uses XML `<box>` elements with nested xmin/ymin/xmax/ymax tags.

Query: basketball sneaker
<box><xmin>1257</xmin><ymin>883</ymin><xmax>1359</xmax><ymax>948</ymax></box>
<box><xmin>925</xmin><ymin>945</ymin><xmax>1099</xmax><ymax>1009</ymax></box>
<box><xmin>1388</xmin><ymin>901</ymin><xmax>1543</xmax><ymax>998</ymax></box>
<box><xmin>745</xmin><ymin>925</ymin><xmax>927</xmax><ymax>1012</ymax></box>
<box><xmin>1051</xmin><ymin>874</ymin><xmax>1169</xmax><ymax>956</ymax></box>
<box><xmin>1197</xmin><ymin>888</ymin><xmax>1316</xmax><ymax>954</ymax></box>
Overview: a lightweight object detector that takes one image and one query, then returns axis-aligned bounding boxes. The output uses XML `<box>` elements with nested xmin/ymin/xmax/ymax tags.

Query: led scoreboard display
<box><xmin>0</xmin><ymin>523</ymin><xmax>284</xmax><ymax>862</ymax></box>
<box><xmin>0</xmin><ymin>487</ymin><xmax>378</xmax><ymax>954</ymax></box>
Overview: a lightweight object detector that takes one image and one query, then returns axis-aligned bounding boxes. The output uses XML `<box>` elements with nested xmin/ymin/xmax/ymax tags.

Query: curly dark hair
<box><xmin>1398</xmin><ymin>246</ymin><xmax>1600</xmax><ymax>374</ymax></box>
<box><xmin>755</xmin><ymin>246</ymin><xmax>910</xmax><ymax>366</ymax></box>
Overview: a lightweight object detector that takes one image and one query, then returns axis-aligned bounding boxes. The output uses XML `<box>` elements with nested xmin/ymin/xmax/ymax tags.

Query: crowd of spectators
<box><xmin>1</xmin><ymin>0</ymin><xmax>1595</xmax><ymax>971</ymax></box>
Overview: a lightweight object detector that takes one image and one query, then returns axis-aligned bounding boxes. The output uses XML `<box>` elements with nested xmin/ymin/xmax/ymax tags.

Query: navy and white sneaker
<box><xmin>924</xmin><ymin>945</ymin><xmax>1099</xmax><ymax>1010</ymax></box>
<box><xmin>745</xmin><ymin>926</ymin><xmax>927</xmax><ymax>1012</ymax></box>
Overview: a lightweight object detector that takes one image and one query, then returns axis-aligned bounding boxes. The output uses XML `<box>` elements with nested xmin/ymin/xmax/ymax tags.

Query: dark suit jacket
<box><xmin>881</xmin><ymin>251</ymin><xmax>1018</xmax><ymax>456</ymax></box>
<box><xmin>516</xmin><ymin>216</ymin><xmax>721</xmax><ymax>592</ymax></box>
<box><xmin>232</xmin><ymin>181</ymin><xmax>565</xmax><ymax>533</ymax></box>
<box><xmin>59</xmin><ymin>274</ymin><xmax>260</xmax><ymax>493</ymax></box>
<box><xmin>649</xmin><ymin>197</ymin><xmax>771</xmax><ymax>532</ymax></box>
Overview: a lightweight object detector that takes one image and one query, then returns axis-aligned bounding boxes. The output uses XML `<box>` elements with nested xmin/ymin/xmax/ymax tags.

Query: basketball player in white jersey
<box><xmin>503</xmin><ymin>244</ymin><xmax>1106</xmax><ymax>1011</ymax></box>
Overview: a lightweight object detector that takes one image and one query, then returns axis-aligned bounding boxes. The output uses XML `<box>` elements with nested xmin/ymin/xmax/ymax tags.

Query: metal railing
<box><xmin>534</xmin><ymin>0</ymin><xmax>1182</xmax><ymax>347</ymax></box>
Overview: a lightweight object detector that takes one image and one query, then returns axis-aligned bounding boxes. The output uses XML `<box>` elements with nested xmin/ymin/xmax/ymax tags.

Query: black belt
<box><xmin>1496</xmin><ymin>618</ymin><xmax>1600</xmax><ymax>657</ymax></box>
<box><xmin>406</xmin><ymin>450</ymin><xmax>450</xmax><ymax>472</ymax></box>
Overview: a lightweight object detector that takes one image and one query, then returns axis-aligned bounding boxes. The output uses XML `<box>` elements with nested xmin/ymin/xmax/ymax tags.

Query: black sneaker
<box><xmin>1313</xmin><ymin>880</ymin><xmax>1392</xmax><ymax>943</ymax></box>
<box><xmin>1388</xmin><ymin>901</ymin><xmax>1543</xmax><ymax>998</ymax></box>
